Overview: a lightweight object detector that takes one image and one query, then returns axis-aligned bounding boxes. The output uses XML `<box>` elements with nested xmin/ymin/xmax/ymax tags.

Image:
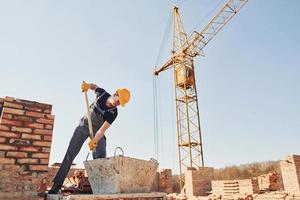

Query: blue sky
<box><xmin>0</xmin><ymin>0</ymin><xmax>299</xmax><ymax>173</ymax></box>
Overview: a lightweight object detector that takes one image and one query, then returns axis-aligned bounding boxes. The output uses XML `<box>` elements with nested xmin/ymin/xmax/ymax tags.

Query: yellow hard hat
<box><xmin>116</xmin><ymin>88</ymin><xmax>130</xmax><ymax>107</ymax></box>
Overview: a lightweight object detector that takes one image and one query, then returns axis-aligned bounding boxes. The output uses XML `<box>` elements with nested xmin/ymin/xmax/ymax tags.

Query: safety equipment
<box><xmin>116</xmin><ymin>88</ymin><xmax>131</xmax><ymax>107</ymax></box>
<box><xmin>81</xmin><ymin>81</ymin><xmax>91</xmax><ymax>92</ymax></box>
<box><xmin>88</xmin><ymin>139</ymin><xmax>97</xmax><ymax>151</ymax></box>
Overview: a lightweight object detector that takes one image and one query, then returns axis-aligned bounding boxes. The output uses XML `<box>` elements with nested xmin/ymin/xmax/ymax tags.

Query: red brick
<box><xmin>6</xmin><ymin>151</ymin><xmax>28</xmax><ymax>158</ymax></box>
<box><xmin>24</xmin><ymin>122</ymin><xmax>44</xmax><ymax>129</ymax></box>
<box><xmin>24</xmin><ymin>106</ymin><xmax>42</xmax><ymax>112</ymax></box>
<box><xmin>0</xmin><ymin>131</ymin><xmax>20</xmax><ymax>138</ymax></box>
<box><xmin>19</xmin><ymin>146</ymin><xmax>40</xmax><ymax>152</ymax></box>
<box><xmin>13</xmin><ymin>115</ymin><xmax>32</xmax><ymax>122</ymax></box>
<box><xmin>9</xmin><ymin>139</ymin><xmax>31</xmax><ymax>145</ymax></box>
<box><xmin>0</xmin><ymin>125</ymin><xmax>10</xmax><ymax>131</ymax></box>
<box><xmin>33</xmin><ymin>129</ymin><xmax>52</xmax><ymax>135</ymax></box>
<box><xmin>41</xmin><ymin>147</ymin><xmax>50</xmax><ymax>153</ymax></box>
<box><xmin>3</xmin><ymin>102</ymin><xmax>23</xmax><ymax>109</ymax></box>
<box><xmin>36</xmin><ymin>118</ymin><xmax>54</xmax><ymax>125</ymax></box>
<box><xmin>21</xmin><ymin>133</ymin><xmax>41</xmax><ymax>140</ymax></box>
<box><xmin>46</xmin><ymin>114</ymin><xmax>55</xmax><ymax>120</ymax></box>
<box><xmin>44</xmin><ymin>109</ymin><xmax>52</xmax><ymax>114</ymax></box>
<box><xmin>11</xmin><ymin>126</ymin><xmax>32</xmax><ymax>133</ymax></box>
<box><xmin>0</xmin><ymin>119</ymin><xmax>22</xmax><ymax>127</ymax></box>
<box><xmin>0</xmin><ymin>157</ymin><xmax>15</xmax><ymax>164</ymax></box>
<box><xmin>29</xmin><ymin>165</ymin><xmax>48</xmax><ymax>171</ymax></box>
<box><xmin>4</xmin><ymin>96</ymin><xmax>15</xmax><ymax>102</ymax></box>
<box><xmin>0</xmin><ymin>137</ymin><xmax>6</xmax><ymax>143</ymax></box>
<box><xmin>44</xmin><ymin>135</ymin><xmax>52</xmax><ymax>141</ymax></box>
<box><xmin>45</xmin><ymin>125</ymin><xmax>53</xmax><ymax>130</ymax></box>
<box><xmin>0</xmin><ymin>144</ymin><xmax>18</xmax><ymax>151</ymax></box>
<box><xmin>40</xmin><ymin>159</ymin><xmax>49</xmax><ymax>165</ymax></box>
<box><xmin>32</xmin><ymin>141</ymin><xmax>51</xmax><ymax>147</ymax></box>
<box><xmin>0</xmin><ymin>151</ymin><xmax>5</xmax><ymax>157</ymax></box>
<box><xmin>17</xmin><ymin>158</ymin><xmax>38</xmax><ymax>164</ymax></box>
<box><xmin>25</xmin><ymin>111</ymin><xmax>44</xmax><ymax>118</ymax></box>
<box><xmin>3</xmin><ymin>107</ymin><xmax>25</xmax><ymax>115</ymax></box>
<box><xmin>0</xmin><ymin>98</ymin><xmax>4</xmax><ymax>103</ymax></box>
<box><xmin>2</xmin><ymin>113</ymin><xmax>13</xmax><ymax>119</ymax></box>
<box><xmin>35</xmin><ymin>102</ymin><xmax>52</xmax><ymax>109</ymax></box>
<box><xmin>3</xmin><ymin>164</ymin><xmax>20</xmax><ymax>171</ymax></box>
<box><xmin>32</xmin><ymin>153</ymin><xmax>49</xmax><ymax>159</ymax></box>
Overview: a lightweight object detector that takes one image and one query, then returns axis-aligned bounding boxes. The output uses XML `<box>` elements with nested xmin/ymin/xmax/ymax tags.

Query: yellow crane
<box><xmin>154</xmin><ymin>0</ymin><xmax>248</xmax><ymax>189</ymax></box>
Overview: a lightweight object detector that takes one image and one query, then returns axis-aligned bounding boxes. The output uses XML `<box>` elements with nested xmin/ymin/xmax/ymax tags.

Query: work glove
<box><xmin>81</xmin><ymin>81</ymin><xmax>91</xmax><ymax>92</ymax></box>
<box><xmin>88</xmin><ymin>139</ymin><xmax>97</xmax><ymax>151</ymax></box>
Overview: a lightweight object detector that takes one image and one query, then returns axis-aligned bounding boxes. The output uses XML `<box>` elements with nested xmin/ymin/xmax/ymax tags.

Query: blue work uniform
<box><xmin>53</xmin><ymin>87</ymin><xmax>118</xmax><ymax>185</ymax></box>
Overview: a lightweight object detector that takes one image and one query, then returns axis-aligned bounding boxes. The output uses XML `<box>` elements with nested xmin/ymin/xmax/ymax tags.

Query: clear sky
<box><xmin>0</xmin><ymin>0</ymin><xmax>299</xmax><ymax>174</ymax></box>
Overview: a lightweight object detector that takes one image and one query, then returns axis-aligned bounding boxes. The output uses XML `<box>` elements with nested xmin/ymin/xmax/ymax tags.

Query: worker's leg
<box><xmin>52</xmin><ymin>125</ymin><xmax>89</xmax><ymax>185</ymax></box>
<box><xmin>92</xmin><ymin>136</ymin><xmax>106</xmax><ymax>159</ymax></box>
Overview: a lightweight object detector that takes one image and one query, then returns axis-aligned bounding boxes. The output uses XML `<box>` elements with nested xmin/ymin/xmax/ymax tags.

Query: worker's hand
<box><xmin>81</xmin><ymin>81</ymin><xmax>91</xmax><ymax>92</ymax></box>
<box><xmin>89</xmin><ymin>83</ymin><xmax>98</xmax><ymax>90</ymax></box>
<box><xmin>88</xmin><ymin>139</ymin><xmax>97</xmax><ymax>151</ymax></box>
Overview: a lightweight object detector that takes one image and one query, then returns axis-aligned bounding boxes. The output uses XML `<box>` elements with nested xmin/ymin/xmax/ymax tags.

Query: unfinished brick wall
<box><xmin>257</xmin><ymin>172</ymin><xmax>282</xmax><ymax>191</ymax></box>
<box><xmin>280</xmin><ymin>154</ymin><xmax>300</xmax><ymax>193</ymax></box>
<box><xmin>150</xmin><ymin>169</ymin><xmax>173</xmax><ymax>193</ymax></box>
<box><xmin>0</xmin><ymin>96</ymin><xmax>54</xmax><ymax>200</ymax></box>
<box><xmin>185</xmin><ymin>167</ymin><xmax>214</xmax><ymax>197</ymax></box>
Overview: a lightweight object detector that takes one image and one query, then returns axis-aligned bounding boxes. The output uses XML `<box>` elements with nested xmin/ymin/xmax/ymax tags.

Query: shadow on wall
<box><xmin>0</xmin><ymin>99</ymin><xmax>3</xmax><ymax>121</ymax></box>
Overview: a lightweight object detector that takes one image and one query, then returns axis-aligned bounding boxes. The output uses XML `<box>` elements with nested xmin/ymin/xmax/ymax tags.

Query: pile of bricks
<box><xmin>46</xmin><ymin>165</ymin><xmax>92</xmax><ymax>193</ymax></box>
<box><xmin>0</xmin><ymin>96</ymin><xmax>54</xmax><ymax>200</ymax></box>
<box><xmin>280</xmin><ymin>154</ymin><xmax>300</xmax><ymax>193</ymax></box>
<box><xmin>257</xmin><ymin>172</ymin><xmax>281</xmax><ymax>191</ymax></box>
<box><xmin>211</xmin><ymin>178</ymin><xmax>259</xmax><ymax>195</ymax></box>
<box><xmin>185</xmin><ymin>167</ymin><xmax>214</xmax><ymax>198</ymax></box>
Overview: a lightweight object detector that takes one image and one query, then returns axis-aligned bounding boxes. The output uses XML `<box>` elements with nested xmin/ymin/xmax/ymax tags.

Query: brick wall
<box><xmin>0</xmin><ymin>96</ymin><xmax>54</xmax><ymax>200</ymax></box>
<box><xmin>150</xmin><ymin>169</ymin><xmax>173</xmax><ymax>193</ymax></box>
<box><xmin>280</xmin><ymin>154</ymin><xmax>300</xmax><ymax>193</ymax></box>
<box><xmin>185</xmin><ymin>167</ymin><xmax>214</xmax><ymax>197</ymax></box>
<box><xmin>257</xmin><ymin>172</ymin><xmax>282</xmax><ymax>191</ymax></box>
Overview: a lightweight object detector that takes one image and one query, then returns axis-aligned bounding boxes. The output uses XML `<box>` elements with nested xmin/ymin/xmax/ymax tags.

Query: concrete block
<box><xmin>84</xmin><ymin>156</ymin><xmax>159</xmax><ymax>194</ymax></box>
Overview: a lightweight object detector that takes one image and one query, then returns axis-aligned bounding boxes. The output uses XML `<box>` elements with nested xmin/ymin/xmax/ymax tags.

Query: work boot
<box><xmin>48</xmin><ymin>183</ymin><xmax>62</xmax><ymax>194</ymax></box>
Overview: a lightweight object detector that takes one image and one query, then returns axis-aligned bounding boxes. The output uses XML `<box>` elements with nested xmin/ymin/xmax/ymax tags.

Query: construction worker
<box><xmin>48</xmin><ymin>83</ymin><xmax>130</xmax><ymax>194</ymax></box>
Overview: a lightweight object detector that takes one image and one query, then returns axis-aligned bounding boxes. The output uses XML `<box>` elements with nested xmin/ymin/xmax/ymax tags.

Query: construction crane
<box><xmin>154</xmin><ymin>0</ymin><xmax>248</xmax><ymax>189</ymax></box>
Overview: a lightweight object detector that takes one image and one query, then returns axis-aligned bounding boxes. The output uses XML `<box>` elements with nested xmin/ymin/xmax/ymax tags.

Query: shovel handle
<box><xmin>83</xmin><ymin>90</ymin><xmax>94</xmax><ymax>140</ymax></box>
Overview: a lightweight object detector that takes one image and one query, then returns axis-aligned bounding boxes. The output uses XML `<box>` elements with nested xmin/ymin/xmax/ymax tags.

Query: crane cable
<box><xmin>191</xmin><ymin>0</ymin><xmax>226</xmax><ymax>34</ymax></box>
<box><xmin>153</xmin><ymin>0</ymin><xmax>189</xmax><ymax>164</ymax></box>
<box><xmin>153</xmin><ymin>10</ymin><xmax>172</xmax><ymax>161</ymax></box>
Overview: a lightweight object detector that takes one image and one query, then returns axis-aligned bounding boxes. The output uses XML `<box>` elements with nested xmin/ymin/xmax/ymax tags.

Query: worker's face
<box><xmin>112</xmin><ymin>94</ymin><xmax>120</xmax><ymax>107</ymax></box>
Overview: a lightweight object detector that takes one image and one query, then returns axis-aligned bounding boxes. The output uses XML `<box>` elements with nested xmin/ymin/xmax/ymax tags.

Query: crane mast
<box><xmin>154</xmin><ymin>0</ymin><xmax>248</xmax><ymax>190</ymax></box>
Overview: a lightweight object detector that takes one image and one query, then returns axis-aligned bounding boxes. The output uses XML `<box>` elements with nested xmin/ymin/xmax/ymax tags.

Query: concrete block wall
<box><xmin>0</xmin><ymin>96</ymin><xmax>54</xmax><ymax>200</ymax></box>
<box><xmin>280</xmin><ymin>154</ymin><xmax>300</xmax><ymax>193</ymax></box>
<box><xmin>185</xmin><ymin>167</ymin><xmax>214</xmax><ymax>197</ymax></box>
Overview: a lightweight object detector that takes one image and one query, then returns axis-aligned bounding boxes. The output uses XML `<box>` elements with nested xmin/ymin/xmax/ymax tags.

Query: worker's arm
<box><xmin>94</xmin><ymin>121</ymin><xmax>111</xmax><ymax>143</ymax></box>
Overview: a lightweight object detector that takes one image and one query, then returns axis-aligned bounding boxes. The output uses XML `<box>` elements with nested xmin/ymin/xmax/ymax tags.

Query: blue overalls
<box><xmin>53</xmin><ymin>92</ymin><xmax>115</xmax><ymax>185</ymax></box>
